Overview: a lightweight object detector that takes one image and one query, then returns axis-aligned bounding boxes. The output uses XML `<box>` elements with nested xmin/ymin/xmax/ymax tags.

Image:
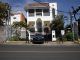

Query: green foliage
<box><xmin>65</xmin><ymin>32</ymin><xmax>79</xmax><ymax>41</ymax></box>
<box><xmin>50</xmin><ymin>14</ymin><xmax>64</xmax><ymax>37</ymax></box>
<box><xmin>9</xmin><ymin>36</ymin><xmax>28</xmax><ymax>41</ymax></box>
<box><xmin>29</xmin><ymin>28</ymin><xmax>35</xmax><ymax>32</ymax></box>
<box><xmin>12</xmin><ymin>21</ymin><xmax>27</xmax><ymax>29</ymax></box>
<box><xmin>37</xmin><ymin>28</ymin><xmax>42</xmax><ymax>32</ymax></box>
<box><xmin>50</xmin><ymin>15</ymin><xmax>64</xmax><ymax>30</ymax></box>
<box><xmin>12</xmin><ymin>22</ymin><xmax>20</xmax><ymax>28</ymax></box>
<box><xmin>19</xmin><ymin>38</ymin><xmax>28</xmax><ymax>41</ymax></box>
<box><xmin>78</xmin><ymin>19</ymin><xmax>80</xmax><ymax>37</ymax></box>
<box><xmin>11</xmin><ymin>21</ymin><xmax>28</xmax><ymax>41</ymax></box>
<box><xmin>9</xmin><ymin>36</ymin><xmax>20</xmax><ymax>41</ymax></box>
<box><xmin>65</xmin><ymin>32</ymin><xmax>73</xmax><ymax>41</ymax></box>
<box><xmin>0</xmin><ymin>2</ymin><xmax>10</xmax><ymax>24</ymax></box>
<box><xmin>0</xmin><ymin>2</ymin><xmax>10</xmax><ymax>26</ymax></box>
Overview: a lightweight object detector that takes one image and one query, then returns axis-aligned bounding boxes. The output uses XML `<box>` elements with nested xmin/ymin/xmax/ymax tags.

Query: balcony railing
<box><xmin>43</xmin><ymin>13</ymin><xmax>50</xmax><ymax>16</ymax></box>
<box><xmin>29</xmin><ymin>13</ymin><xmax>34</xmax><ymax>16</ymax></box>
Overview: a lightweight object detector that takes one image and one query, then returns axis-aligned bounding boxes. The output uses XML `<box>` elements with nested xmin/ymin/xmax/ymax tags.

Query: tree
<box><xmin>12</xmin><ymin>21</ymin><xmax>28</xmax><ymax>41</ymax></box>
<box><xmin>65</xmin><ymin>24</ymin><xmax>72</xmax><ymax>33</ymax></box>
<box><xmin>44</xmin><ymin>27</ymin><xmax>49</xmax><ymax>34</ymax></box>
<box><xmin>0</xmin><ymin>2</ymin><xmax>10</xmax><ymax>26</ymax></box>
<box><xmin>12</xmin><ymin>22</ymin><xmax>21</xmax><ymax>40</ymax></box>
<box><xmin>50</xmin><ymin>15</ymin><xmax>64</xmax><ymax>37</ymax></box>
<box><xmin>78</xmin><ymin>18</ymin><xmax>80</xmax><ymax>37</ymax></box>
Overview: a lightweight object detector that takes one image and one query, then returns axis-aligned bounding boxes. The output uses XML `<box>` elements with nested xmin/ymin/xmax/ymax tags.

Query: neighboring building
<box><xmin>25</xmin><ymin>2</ymin><xmax>57</xmax><ymax>34</ymax></box>
<box><xmin>10</xmin><ymin>13</ymin><xmax>26</xmax><ymax>25</ymax></box>
<box><xmin>10</xmin><ymin>13</ymin><xmax>27</xmax><ymax>39</ymax></box>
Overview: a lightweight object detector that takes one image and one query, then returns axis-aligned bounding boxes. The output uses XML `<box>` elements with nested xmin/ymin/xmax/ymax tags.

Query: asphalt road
<box><xmin>0</xmin><ymin>44</ymin><xmax>80</xmax><ymax>60</ymax></box>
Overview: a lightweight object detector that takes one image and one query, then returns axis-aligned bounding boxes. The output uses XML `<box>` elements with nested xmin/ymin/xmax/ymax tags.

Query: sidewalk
<box><xmin>0</xmin><ymin>40</ymin><xmax>6</xmax><ymax>44</ymax></box>
<box><xmin>3</xmin><ymin>41</ymin><xmax>80</xmax><ymax>46</ymax></box>
<box><xmin>43</xmin><ymin>41</ymin><xmax>80</xmax><ymax>46</ymax></box>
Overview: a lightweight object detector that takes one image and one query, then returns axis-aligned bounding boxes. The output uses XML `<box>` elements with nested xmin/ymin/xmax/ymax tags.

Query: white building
<box><xmin>25</xmin><ymin>2</ymin><xmax>57</xmax><ymax>33</ymax></box>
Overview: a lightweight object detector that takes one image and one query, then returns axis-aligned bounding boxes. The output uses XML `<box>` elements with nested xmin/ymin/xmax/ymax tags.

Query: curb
<box><xmin>2</xmin><ymin>41</ymin><xmax>80</xmax><ymax>46</ymax></box>
<box><xmin>74</xmin><ymin>41</ymin><xmax>80</xmax><ymax>44</ymax></box>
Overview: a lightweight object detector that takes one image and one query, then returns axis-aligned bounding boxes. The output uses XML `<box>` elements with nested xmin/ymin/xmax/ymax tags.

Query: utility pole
<box><xmin>72</xmin><ymin>6</ymin><xmax>80</xmax><ymax>41</ymax></box>
<box><xmin>69</xmin><ymin>11</ymin><xmax>75</xmax><ymax>41</ymax></box>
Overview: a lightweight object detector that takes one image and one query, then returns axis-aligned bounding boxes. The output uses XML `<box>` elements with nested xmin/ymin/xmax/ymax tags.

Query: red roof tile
<box><xmin>26</xmin><ymin>3</ymin><xmax>49</xmax><ymax>9</ymax></box>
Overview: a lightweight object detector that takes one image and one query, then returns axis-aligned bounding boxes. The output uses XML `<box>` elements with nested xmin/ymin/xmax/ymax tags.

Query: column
<box><xmin>42</xmin><ymin>9</ymin><xmax>43</xmax><ymax>16</ymax></box>
<box><xmin>34</xmin><ymin>9</ymin><xmax>36</xmax><ymax>17</ymax></box>
<box><xmin>27</xmin><ymin>10</ymin><xmax>29</xmax><ymax>17</ymax></box>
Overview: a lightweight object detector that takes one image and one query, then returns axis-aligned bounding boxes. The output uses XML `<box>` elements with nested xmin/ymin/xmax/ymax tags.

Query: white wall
<box><xmin>10</xmin><ymin>14</ymin><xmax>21</xmax><ymax>25</ymax></box>
<box><xmin>27</xmin><ymin>3</ymin><xmax>57</xmax><ymax>23</ymax></box>
<box><xmin>27</xmin><ymin>16</ymin><xmax>52</xmax><ymax>22</ymax></box>
<box><xmin>49</xmin><ymin>3</ymin><xmax>57</xmax><ymax>15</ymax></box>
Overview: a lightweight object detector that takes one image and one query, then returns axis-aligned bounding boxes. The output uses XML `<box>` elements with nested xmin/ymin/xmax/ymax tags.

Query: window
<box><xmin>28</xmin><ymin>21</ymin><xmax>35</xmax><ymax>32</ymax></box>
<box><xmin>43</xmin><ymin>9</ymin><xmax>50</xmax><ymax>16</ymax></box>
<box><xmin>29</xmin><ymin>9</ymin><xmax>34</xmax><ymax>16</ymax></box>
<box><xmin>52</xmin><ymin>8</ymin><xmax>55</xmax><ymax>18</ymax></box>
<box><xmin>13</xmin><ymin>17</ymin><xmax>16</xmax><ymax>19</ymax></box>
<box><xmin>53</xmin><ymin>35</ymin><xmax>54</xmax><ymax>38</ymax></box>
<box><xmin>36</xmin><ymin>9</ymin><xmax>42</xmax><ymax>16</ymax></box>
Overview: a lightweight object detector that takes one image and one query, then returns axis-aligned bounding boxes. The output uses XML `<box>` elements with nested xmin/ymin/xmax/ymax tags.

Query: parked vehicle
<box><xmin>44</xmin><ymin>33</ymin><xmax>52</xmax><ymax>41</ymax></box>
<box><xmin>32</xmin><ymin>33</ymin><xmax>44</xmax><ymax>44</ymax></box>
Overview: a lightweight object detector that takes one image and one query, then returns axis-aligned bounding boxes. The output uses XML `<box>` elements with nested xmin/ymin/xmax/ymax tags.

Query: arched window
<box><xmin>52</xmin><ymin>8</ymin><xmax>55</xmax><ymax>18</ymax></box>
<box><xmin>36</xmin><ymin>18</ymin><xmax>42</xmax><ymax>32</ymax></box>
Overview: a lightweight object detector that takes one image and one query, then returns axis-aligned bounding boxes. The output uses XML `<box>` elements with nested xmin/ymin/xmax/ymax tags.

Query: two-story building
<box><xmin>10</xmin><ymin>13</ymin><xmax>26</xmax><ymax>25</ymax></box>
<box><xmin>25</xmin><ymin>2</ymin><xmax>57</xmax><ymax>34</ymax></box>
<box><xmin>10</xmin><ymin>13</ymin><xmax>27</xmax><ymax>38</ymax></box>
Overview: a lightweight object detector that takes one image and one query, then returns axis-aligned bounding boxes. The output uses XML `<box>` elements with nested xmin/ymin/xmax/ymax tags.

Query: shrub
<box><xmin>19</xmin><ymin>38</ymin><xmax>29</xmax><ymax>41</ymax></box>
<box><xmin>9</xmin><ymin>36</ymin><xmax>20</xmax><ymax>41</ymax></box>
<box><xmin>37</xmin><ymin>28</ymin><xmax>42</xmax><ymax>32</ymax></box>
<box><xmin>29</xmin><ymin>28</ymin><xmax>35</xmax><ymax>32</ymax></box>
<box><xmin>65</xmin><ymin>32</ymin><xmax>73</xmax><ymax>41</ymax></box>
<box><xmin>9</xmin><ymin>36</ymin><xmax>29</xmax><ymax>41</ymax></box>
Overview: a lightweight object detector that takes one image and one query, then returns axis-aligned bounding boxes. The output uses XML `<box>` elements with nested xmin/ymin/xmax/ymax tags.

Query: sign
<box><xmin>61</xmin><ymin>30</ymin><xmax>65</xmax><ymax>35</ymax></box>
<box><xmin>52</xmin><ymin>30</ymin><xmax>56</xmax><ymax>41</ymax></box>
<box><xmin>20</xmin><ymin>27</ymin><xmax>26</xmax><ymax>38</ymax></box>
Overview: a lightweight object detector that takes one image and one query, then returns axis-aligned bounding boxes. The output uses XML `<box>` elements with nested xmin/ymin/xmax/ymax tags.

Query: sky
<box><xmin>0</xmin><ymin>0</ymin><xmax>80</xmax><ymax>25</ymax></box>
<box><xmin>1</xmin><ymin>0</ymin><xmax>80</xmax><ymax>14</ymax></box>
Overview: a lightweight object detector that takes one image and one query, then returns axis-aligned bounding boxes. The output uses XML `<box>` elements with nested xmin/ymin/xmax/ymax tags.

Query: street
<box><xmin>0</xmin><ymin>44</ymin><xmax>80</xmax><ymax>60</ymax></box>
